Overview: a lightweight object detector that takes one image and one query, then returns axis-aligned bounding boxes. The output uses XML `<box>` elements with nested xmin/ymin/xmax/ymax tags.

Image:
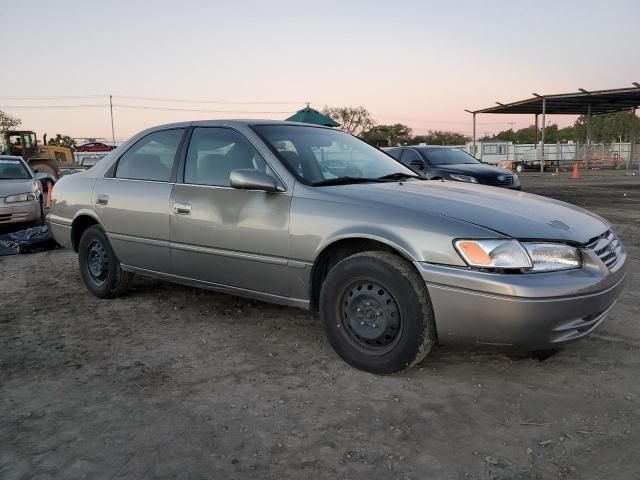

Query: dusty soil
<box><xmin>1</xmin><ymin>171</ymin><xmax>639</xmax><ymax>479</ymax></box>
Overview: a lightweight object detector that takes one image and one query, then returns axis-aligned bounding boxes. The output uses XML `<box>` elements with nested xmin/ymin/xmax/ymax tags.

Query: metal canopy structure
<box><xmin>473</xmin><ymin>86</ymin><xmax>640</xmax><ymax>115</ymax></box>
<box><xmin>466</xmin><ymin>83</ymin><xmax>640</xmax><ymax>172</ymax></box>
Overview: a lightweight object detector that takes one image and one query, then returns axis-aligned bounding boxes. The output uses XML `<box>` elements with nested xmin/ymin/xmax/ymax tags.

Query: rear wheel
<box><xmin>320</xmin><ymin>251</ymin><xmax>436</xmax><ymax>374</ymax></box>
<box><xmin>78</xmin><ymin>225</ymin><xmax>133</xmax><ymax>298</ymax></box>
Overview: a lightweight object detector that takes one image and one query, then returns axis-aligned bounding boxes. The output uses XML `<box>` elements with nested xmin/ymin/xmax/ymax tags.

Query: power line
<box><xmin>115</xmin><ymin>95</ymin><xmax>306</xmax><ymax>105</ymax></box>
<box><xmin>0</xmin><ymin>94</ymin><xmax>308</xmax><ymax>105</ymax></box>
<box><xmin>114</xmin><ymin>104</ymin><xmax>295</xmax><ymax>114</ymax></box>
<box><xmin>0</xmin><ymin>104</ymin><xmax>108</xmax><ymax>109</ymax></box>
<box><xmin>0</xmin><ymin>103</ymin><xmax>295</xmax><ymax>114</ymax></box>
<box><xmin>0</xmin><ymin>95</ymin><xmax>105</xmax><ymax>100</ymax></box>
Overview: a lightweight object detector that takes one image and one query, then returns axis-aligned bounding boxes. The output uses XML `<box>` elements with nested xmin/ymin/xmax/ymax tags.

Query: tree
<box><xmin>573</xmin><ymin>111</ymin><xmax>640</xmax><ymax>142</ymax></box>
<box><xmin>412</xmin><ymin>130</ymin><xmax>470</xmax><ymax>145</ymax></box>
<box><xmin>0</xmin><ymin>110</ymin><xmax>21</xmax><ymax>132</ymax></box>
<box><xmin>48</xmin><ymin>134</ymin><xmax>76</xmax><ymax>150</ymax></box>
<box><xmin>484</xmin><ymin>112</ymin><xmax>640</xmax><ymax>144</ymax></box>
<box><xmin>361</xmin><ymin>123</ymin><xmax>413</xmax><ymax>147</ymax></box>
<box><xmin>321</xmin><ymin>106</ymin><xmax>374</xmax><ymax>136</ymax></box>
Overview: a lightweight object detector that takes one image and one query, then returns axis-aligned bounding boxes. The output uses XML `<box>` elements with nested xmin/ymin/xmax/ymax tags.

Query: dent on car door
<box><xmin>170</xmin><ymin>127</ymin><xmax>292</xmax><ymax>297</ymax></box>
<box><xmin>93</xmin><ymin>128</ymin><xmax>185</xmax><ymax>273</ymax></box>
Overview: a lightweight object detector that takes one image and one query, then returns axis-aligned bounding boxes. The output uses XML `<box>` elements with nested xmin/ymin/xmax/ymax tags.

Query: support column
<box><xmin>473</xmin><ymin>113</ymin><xmax>477</xmax><ymax>158</ymax></box>
<box><xmin>585</xmin><ymin>104</ymin><xmax>592</xmax><ymax>170</ymax></box>
<box><xmin>540</xmin><ymin>98</ymin><xmax>546</xmax><ymax>173</ymax></box>
<box><xmin>630</xmin><ymin>106</ymin><xmax>637</xmax><ymax>174</ymax></box>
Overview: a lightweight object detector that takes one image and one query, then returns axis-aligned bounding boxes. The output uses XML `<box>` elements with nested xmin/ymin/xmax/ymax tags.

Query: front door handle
<box><xmin>173</xmin><ymin>202</ymin><xmax>192</xmax><ymax>215</ymax></box>
<box><xmin>95</xmin><ymin>194</ymin><xmax>109</xmax><ymax>205</ymax></box>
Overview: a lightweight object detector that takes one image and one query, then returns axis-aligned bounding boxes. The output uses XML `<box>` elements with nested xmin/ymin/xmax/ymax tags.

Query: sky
<box><xmin>2</xmin><ymin>0</ymin><xmax>639</xmax><ymax>142</ymax></box>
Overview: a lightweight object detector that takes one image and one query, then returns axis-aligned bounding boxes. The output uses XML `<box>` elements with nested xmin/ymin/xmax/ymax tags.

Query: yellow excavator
<box><xmin>1</xmin><ymin>130</ymin><xmax>75</xmax><ymax>179</ymax></box>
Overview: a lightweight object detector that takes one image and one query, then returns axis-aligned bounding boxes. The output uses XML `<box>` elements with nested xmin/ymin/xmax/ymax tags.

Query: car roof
<box><xmin>400</xmin><ymin>145</ymin><xmax>454</xmax><ymax>150</ymax></box>
<box><xmin>144</xmin><ymin>119</ymin><xmax>334</xmax><ymax>131</ymax></box>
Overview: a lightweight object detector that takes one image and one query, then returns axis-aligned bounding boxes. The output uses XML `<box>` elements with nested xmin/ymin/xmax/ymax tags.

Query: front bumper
<box><xmin>0</xmin><ymin>201</ymin><xmax>41</xmax><ymax>225</ymax></box>
<box><xmin>415</xmin><ymin>246</ymin><xmax>628</xmax><ymax>349</ymax></box>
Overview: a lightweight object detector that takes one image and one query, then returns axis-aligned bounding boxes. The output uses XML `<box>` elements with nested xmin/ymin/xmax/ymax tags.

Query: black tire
<box><xmin>78</xmin><ymin>225</ymin><xmax>133</xmax><ymax>298</ymax></box>
<box><xmin>320</xmin><ymin>251</ymin><xmax>436</xmax><ymax>374</ymax></box>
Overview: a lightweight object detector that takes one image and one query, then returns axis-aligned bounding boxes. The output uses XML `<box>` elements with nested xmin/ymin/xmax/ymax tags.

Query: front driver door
<box><xmin>170</xmin><ymin>127</ymin><xmax>292</xmax><ymax>298</ymax></box>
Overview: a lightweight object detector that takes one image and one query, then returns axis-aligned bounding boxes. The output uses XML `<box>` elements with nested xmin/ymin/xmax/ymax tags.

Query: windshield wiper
<box><xmin>376</xmin><ymin>172</ymin><xmax>422</xmax><ymax>181</ymax></box>
<box><xmin>311</xmin><ymin>176</ymin><xmax>385</xmax><ymax>186</ymax></box>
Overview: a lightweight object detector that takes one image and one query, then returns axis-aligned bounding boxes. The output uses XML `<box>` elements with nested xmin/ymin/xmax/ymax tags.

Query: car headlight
<box><xmin>5</xmin><ymin>192</ymin><xmax>36</xmax><ymax>203</ymax></box>
<box><xmin>449</xmin><ymin>174</ymin><xmax>478</xmax><ymax>183</ymax></box>
<box><xmin>454</xmin><ymin>239</ymin><xmax>580</xmax><ymax>272</ymax></box>
<box><xmin>523</xmin><ymin>242</ymin><xmax>581</xmax><ymax>272</ymax></box>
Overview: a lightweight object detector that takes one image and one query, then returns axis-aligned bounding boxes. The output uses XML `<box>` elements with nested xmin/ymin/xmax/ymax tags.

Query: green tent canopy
<box><xmin>286</xmin><ymin>106</ymin><xmax>340</xmax><ymax>127</ymax></box>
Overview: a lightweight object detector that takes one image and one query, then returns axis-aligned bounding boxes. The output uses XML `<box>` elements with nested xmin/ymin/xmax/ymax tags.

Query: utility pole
<box><xmin>540</xmin><ymin>97</ymin><xmax>546</xmax><ymax>173</ymax></box>
<box><xmin>630</xmin><ymin>106</ymin><xmax>637</xmax><ymax>175</ymax></box>
<box><xmin>464</xmin><ymin>109</ymin><xmax>476</xmax><ymax>158</ymax></box>
<box><xmin>109</xmin><ymin>94</ymin><xmax>116</xmax><ymax>147</ymax></box>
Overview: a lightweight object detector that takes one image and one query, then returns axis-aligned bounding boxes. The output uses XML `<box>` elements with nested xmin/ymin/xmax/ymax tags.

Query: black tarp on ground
<box><xmin>0</xmin><ymin>225</ymin><xmax>59</xmax><ymax>256</ymax></box>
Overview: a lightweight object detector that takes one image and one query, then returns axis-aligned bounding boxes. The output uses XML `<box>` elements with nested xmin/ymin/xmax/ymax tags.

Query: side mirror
<box><xmin>229</xmin><ymin>169</ymin><xmax>283</xmax><ymax>192</ymax></box>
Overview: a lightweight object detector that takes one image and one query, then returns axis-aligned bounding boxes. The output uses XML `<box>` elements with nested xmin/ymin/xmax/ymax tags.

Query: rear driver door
<box><xmin>93</xmin><ymin>128</ymin><xmax>186</xmax><ymax>273</ymax></box>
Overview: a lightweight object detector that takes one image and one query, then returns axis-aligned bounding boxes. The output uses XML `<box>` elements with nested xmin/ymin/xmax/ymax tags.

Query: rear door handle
<box><xmin>95</xmin><ymin>194</ymin><xmax>109</xmax><ymax>205</ymax></box>
<box><xmin>173</xmin><ymin>202</ymin><xmax>191</xmax><ymax>215</ymax></box>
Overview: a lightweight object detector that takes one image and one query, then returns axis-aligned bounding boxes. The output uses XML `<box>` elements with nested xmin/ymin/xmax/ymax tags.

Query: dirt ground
<box><xmin>1</xmin><ymin>171</ymin><xmax>639</xmax><ymax>480</ymax></box>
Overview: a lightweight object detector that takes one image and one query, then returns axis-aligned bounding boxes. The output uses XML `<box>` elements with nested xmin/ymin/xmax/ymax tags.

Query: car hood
<box><xmin>326</xmin><ymin>180</ymin><xmax>608</xmax><ymax>244</ymax></box>
<box><xmin>0</xmin><ymin>179</ymin><xmax>37</xmax><ymax>198</ymax></box>
<box><xmin>432</xmin><ymin>163</ymin><xmax>512</xmax><ymax>177</ymax></box>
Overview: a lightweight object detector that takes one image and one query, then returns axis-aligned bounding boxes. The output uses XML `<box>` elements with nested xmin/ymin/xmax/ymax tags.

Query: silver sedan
<box><xmin>0</xmin><ymin>155</ymin><xmax>43</xmax><ymax>226</ymax></box>
<box><xmin>47</xmin><ymin>121</ymin><xmax>627</xmax><ymax>374</ymax></box>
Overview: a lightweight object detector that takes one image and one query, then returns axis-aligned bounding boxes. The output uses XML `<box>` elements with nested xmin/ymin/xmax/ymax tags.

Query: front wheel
<box><xmin>320</xmin><ymin>251</ymin><xmax>436</xmax><ymax>374</ymax></box>
<box><xmin>78</xmin><ymin>225</ymin><xmax>133</xmax><ymax>298</ymax></box>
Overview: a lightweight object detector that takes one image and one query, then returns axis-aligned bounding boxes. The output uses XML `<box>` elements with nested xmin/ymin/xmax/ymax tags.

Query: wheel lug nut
<box><xmin>377</xmin><ymin>311</ymin><xmax>382</xmax><ymax>316</ymax></box>
<box><xmin>356</xmin><ymin>308</ymin><xmax>361</xmax><ymax>312</ymax></box>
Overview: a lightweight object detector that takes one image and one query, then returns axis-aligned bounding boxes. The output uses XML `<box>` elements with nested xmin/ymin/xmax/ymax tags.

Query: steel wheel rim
<box><xmin>340</xmin><ymin>280</ymin><xmax>402</xmax><ymax>354</ymax></box>
<box><xmin>87</xmin><ymin>240</ymin><xmax>109</xmax><ymax>285</ymax></box>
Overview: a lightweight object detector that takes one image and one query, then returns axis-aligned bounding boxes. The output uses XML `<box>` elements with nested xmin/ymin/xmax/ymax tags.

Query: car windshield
<box><xmin>253</xmin><ymin>125</ymin><xmax>417</xmax><ymax>185</ymax></box>
<box><xmin>420</xmin><ymin>148</ymin><xmax>480</xmax><ymax>165</ymax></box>
<box><xmin>0</xmin><ymin>158</ymin><xmax>30</xmax><ymax>179</ymax></box>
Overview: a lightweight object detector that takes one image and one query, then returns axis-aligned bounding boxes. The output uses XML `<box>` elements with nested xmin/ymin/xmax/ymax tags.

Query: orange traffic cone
<box><xmin>570</xmin><ymin>162</ymin><xmax>580</xmax><ymax>180</ymax></box>
<box><xmin>46</xmin><ymin>184</ymin><xmax>53</xmax><ymax>208</ymax></box>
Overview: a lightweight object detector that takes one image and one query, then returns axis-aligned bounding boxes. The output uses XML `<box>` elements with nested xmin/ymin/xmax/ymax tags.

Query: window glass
<box><xmin>421</xmin><ymin>148</ymin><xmax>480</xmax><ymax>165</ymax></box>
<box><xmin>386</xmin><ymin>148</ymin><xmax>403</xmax><ymax>160</ymax></box>
<box><xmin>401</xmin><ymin>149</ymin><xmax>426</xmax><ymax>171</ymax></box>
<box><xmin>185</xmin><ymin>128</ymin><xmax>267</xmax><ymax>186</ymax></box>
<box><xmin>115</xmin><ymin>129</ymin><xmax>184</xmax><ymax>182</ymax></box>
<box><xmin>254</xmin><ymin>125</ymin><xmax>415</xmax><ymax>184</ymax></box>
<box><xmin>483</xmin><ymin>145</ymin><xmax>498</xmax><ymax>155</ymax></box>
<box><xmin>0</xmin><ymin>158</ymin><xmax>30</xmax><ymax>179</ymax></box>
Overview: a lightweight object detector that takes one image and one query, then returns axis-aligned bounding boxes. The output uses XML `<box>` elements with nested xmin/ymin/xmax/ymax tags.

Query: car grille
<box><xmin>585</xmin><ymin>230</ymin><xmax>622</xmax><ymax>269</ymax></box>
<box><xmin>0</xmin><ymin>213</ymin><xmax>13</xmax><ymax>223</ymax></box>
<box><xmin>483</xmin><ymin>175</ymin><xmax>513</xmax><ymax>186</ymax></box>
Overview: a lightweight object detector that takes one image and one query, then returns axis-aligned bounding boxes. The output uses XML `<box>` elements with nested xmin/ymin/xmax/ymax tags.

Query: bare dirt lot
<box><xmin>1</xmin><ymin>171</ymin><xmax>639</xmax><ymax>480</ymax></box>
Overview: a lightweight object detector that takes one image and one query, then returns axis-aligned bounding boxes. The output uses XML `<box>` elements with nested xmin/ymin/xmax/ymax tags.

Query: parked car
<box><xmin>387</xmin><ymin>146</ymin><xmax>521</xmax><ymax>189</ymax></box>
<box><xmin>59</xmin><ymin>167</ymin><xmax>86</xmax><ymax>177</ymax></box>
<box><xmin>75</xmin><ymin>142</ymin><xmax>115</xmax><ymax>153</ymax></box>
<box><xmin>48</xmin><ymin>121</ymin><xmax>627</xmax><ymax>374</ymax></box>
<box><xmin>31</xmin><ymin>169</ymin><xmax>56</xmax><ymax>193</ymax></box>
<box><xmin>78</xmin><ymin>154</ymin><xmax>106</xmax><ymax>168</ymax></box>
<box><xmin>0</xmin><ymin>155</ymin><xmax>44</xmax><ymax>227</ymax></box>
